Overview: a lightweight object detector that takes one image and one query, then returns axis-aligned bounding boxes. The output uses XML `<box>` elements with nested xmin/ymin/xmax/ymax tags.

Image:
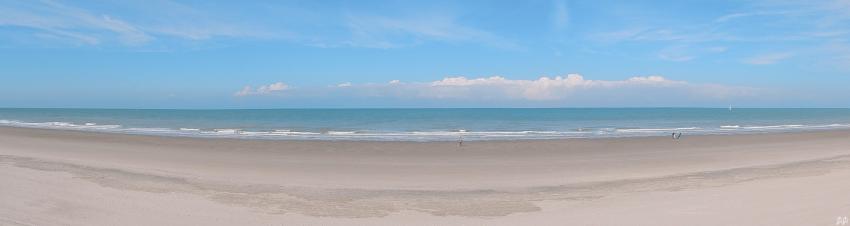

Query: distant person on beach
<box><xmin>458</xmin><ymin>130</ymin><xmax>465</xmax><ymax>147</ymax></box>
<box><xmin>672</xmin><ymin>132</ymin><xmax>683</xmax><ymax>140</ymax></box>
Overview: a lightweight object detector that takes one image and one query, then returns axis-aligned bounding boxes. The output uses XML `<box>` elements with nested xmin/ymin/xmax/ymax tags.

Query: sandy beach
<box><xmin>1</xmin><ymin>126</ymin><xmax>849</xmax><ymax>225</ymax></box>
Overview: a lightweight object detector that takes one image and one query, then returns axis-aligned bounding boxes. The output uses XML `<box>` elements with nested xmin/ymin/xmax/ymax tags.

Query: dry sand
<box><xmin>1</xmin><ymin>126</ymin><xmax>849</xmax><ymax>225</ymax></box>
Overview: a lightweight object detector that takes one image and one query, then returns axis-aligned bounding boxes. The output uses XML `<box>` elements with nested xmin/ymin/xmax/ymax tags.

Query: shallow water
<box><xmin>1</xmin><ymin>108</ymin><xmax>849</xmax><ymax>141</ymax></box>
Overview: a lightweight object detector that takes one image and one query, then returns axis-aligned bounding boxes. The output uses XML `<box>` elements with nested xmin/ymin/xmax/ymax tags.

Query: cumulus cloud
<box><xmin>234</xmin><ymin>74</ymin><xmax>756</xmax><ymax>105</ymax></box>
<box><xmin>234</xmin><ymin>82</ymin><xmax>289</xmax><ymax>96</ymax></box>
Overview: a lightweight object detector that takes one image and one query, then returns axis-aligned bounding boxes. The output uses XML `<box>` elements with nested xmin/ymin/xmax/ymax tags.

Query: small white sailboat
<box><xmin>728</xmin><ymin>105</ymin><xmax>733</xmax><ymax>111</ymax></box>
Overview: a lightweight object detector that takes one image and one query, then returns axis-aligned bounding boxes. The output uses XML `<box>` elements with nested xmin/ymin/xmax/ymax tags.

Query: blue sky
<box><xmin>1</xmin><ymin>0</ymin><xmax>849</xmax><ymax>108</ymax></box>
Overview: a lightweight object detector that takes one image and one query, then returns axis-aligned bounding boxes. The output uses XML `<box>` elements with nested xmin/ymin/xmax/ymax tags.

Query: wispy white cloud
<box><xmin>234</xmin><ymin>82</ymin><xmax>290</xmax><ymax>96</ymax></box>
<box><xmin>0</xmin><ymin>0</ymin><xmax>275</xmax><ymax>46</ymax></box>
<box><xmin>743</xmin><ymin>52</ymin><xmax>794</xmax><ymax>65</ymax></box>
<box><xmin>592</xmin><ymin>27</ymin><xmax>735</xmax><ymax>44</ymax></box>
<box><xmin>0</xmin><ymin>0</ymin><xmax>152</xmax><ymax>45</ymax></box>
<box><xmin>552</xmin><ymin>0</ymin><xmax>569</xmax><ymax>30</ymax></box>
<box><xmin>343</xmin><ymin>13</ymin><xmax>520</xmax><ymax>49</ymax></box>
<box><xmin>0</xmin><ymin>1</ymin><xmax>514</xmax><ymax>50</ymax></box>
<box><xmin>32</xmin><ymin>28</ymin><xmax>100</xmax><ymax>45</ymax></box>
<box><xmin>588</xmin><ymin>0</ymin><xmax>850</xmax><ymax>64</ymax></box>
<box><xmin>706</xmin><ymin>46</ymin><xmax>728</xmax><ymax>53</ymax></box>
<box><xmin>820</xmin><ymin>41</ymin><xmax>850</xmax><ymax>70</ymax></box>
<box><xmin>657</xmin><ymin>45</ymin><xmax>697</xmax><ymax>62</ymax></box>
<box><xmin>129</xmin><ymin>0</ymin><xmax>276</xmax><ymax>41</ymax></box>
<box><xmin>336</xmin><ymin>82</ymin><xmax>352</xmax><ymax>87</ymax></box>
<box><xmin>656</xmin><ymin>45</ymin><xmax>730</xmax><ymax>62</ymax></box>
<box><xmin>713</xmin><ymin>11</ymin><xmax>792</xmax><ymax>23</ymax></box>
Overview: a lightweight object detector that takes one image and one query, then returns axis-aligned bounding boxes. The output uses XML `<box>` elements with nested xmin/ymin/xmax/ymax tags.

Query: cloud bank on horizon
<box><xmin>234</xmin><ymin>74</ymin><xmax>756</xmax><ymax>106</ymax></box>
<box><xmin>0</xmin><ymin>0</ymin><xmax>849</xmax><ymax>108</ymax></box>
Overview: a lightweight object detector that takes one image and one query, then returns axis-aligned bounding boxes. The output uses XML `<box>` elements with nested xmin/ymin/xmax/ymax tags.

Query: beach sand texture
<box><xmin>2</xmin><ymin>126</ymin><xmax>850</xmax><ymax>225</ymax></box>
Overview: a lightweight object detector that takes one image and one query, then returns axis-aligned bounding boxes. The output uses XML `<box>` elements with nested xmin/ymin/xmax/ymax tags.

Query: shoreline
<box><xmin>6</xmin><ymin>123</ymin><xmax>850</xmax><ymax>147</ymax></box>
<box><xmin>2</xmin><ymin>126</ymin><xmax>850</xmax><ymax>225</ymax></box>
<box><xmin>3</xmin><ymin>122</ymin><xmax>850</xmax><ymax>142</ymax></box>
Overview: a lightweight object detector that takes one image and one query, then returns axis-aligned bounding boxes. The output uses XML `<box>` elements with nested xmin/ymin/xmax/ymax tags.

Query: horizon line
<box><xmin>2</xmin><ymin>107</ymin><xmax>850</xmax><ymax>110</ymax></box>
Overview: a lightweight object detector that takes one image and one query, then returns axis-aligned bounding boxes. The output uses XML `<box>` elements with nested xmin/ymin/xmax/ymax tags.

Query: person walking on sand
<box><xmin>672</xmin><ymin>132</ymin><xmax>682</xmax><ymax>140</ymax></box>
<box><xmin>458</xmin><ymin>129</ymin><xmax>466</xmax><ymax>147</ymax></box>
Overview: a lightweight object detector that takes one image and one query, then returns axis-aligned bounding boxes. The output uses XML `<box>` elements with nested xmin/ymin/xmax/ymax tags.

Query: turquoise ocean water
<box><xmin>1</xmin><ymin>108</ymin><xmax>849</xmax><ymax>141</ymax></box>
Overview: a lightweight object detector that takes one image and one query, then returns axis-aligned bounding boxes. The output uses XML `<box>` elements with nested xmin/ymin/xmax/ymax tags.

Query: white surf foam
<box><xmin>617</xmin><ymin>127</ymin><xmax>701</xmax><ymax>133</ymax></box>
<box><xmin>3</xmin><ymin>118</ymin><xmax>850</xmax><ymax>141</ymax></box>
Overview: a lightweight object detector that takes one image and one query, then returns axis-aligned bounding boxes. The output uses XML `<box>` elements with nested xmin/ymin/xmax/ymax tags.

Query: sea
<box><xmin>1</xmin><ymin>108</ymin><xmax>849</xmax><ymax>141</ymax></box>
